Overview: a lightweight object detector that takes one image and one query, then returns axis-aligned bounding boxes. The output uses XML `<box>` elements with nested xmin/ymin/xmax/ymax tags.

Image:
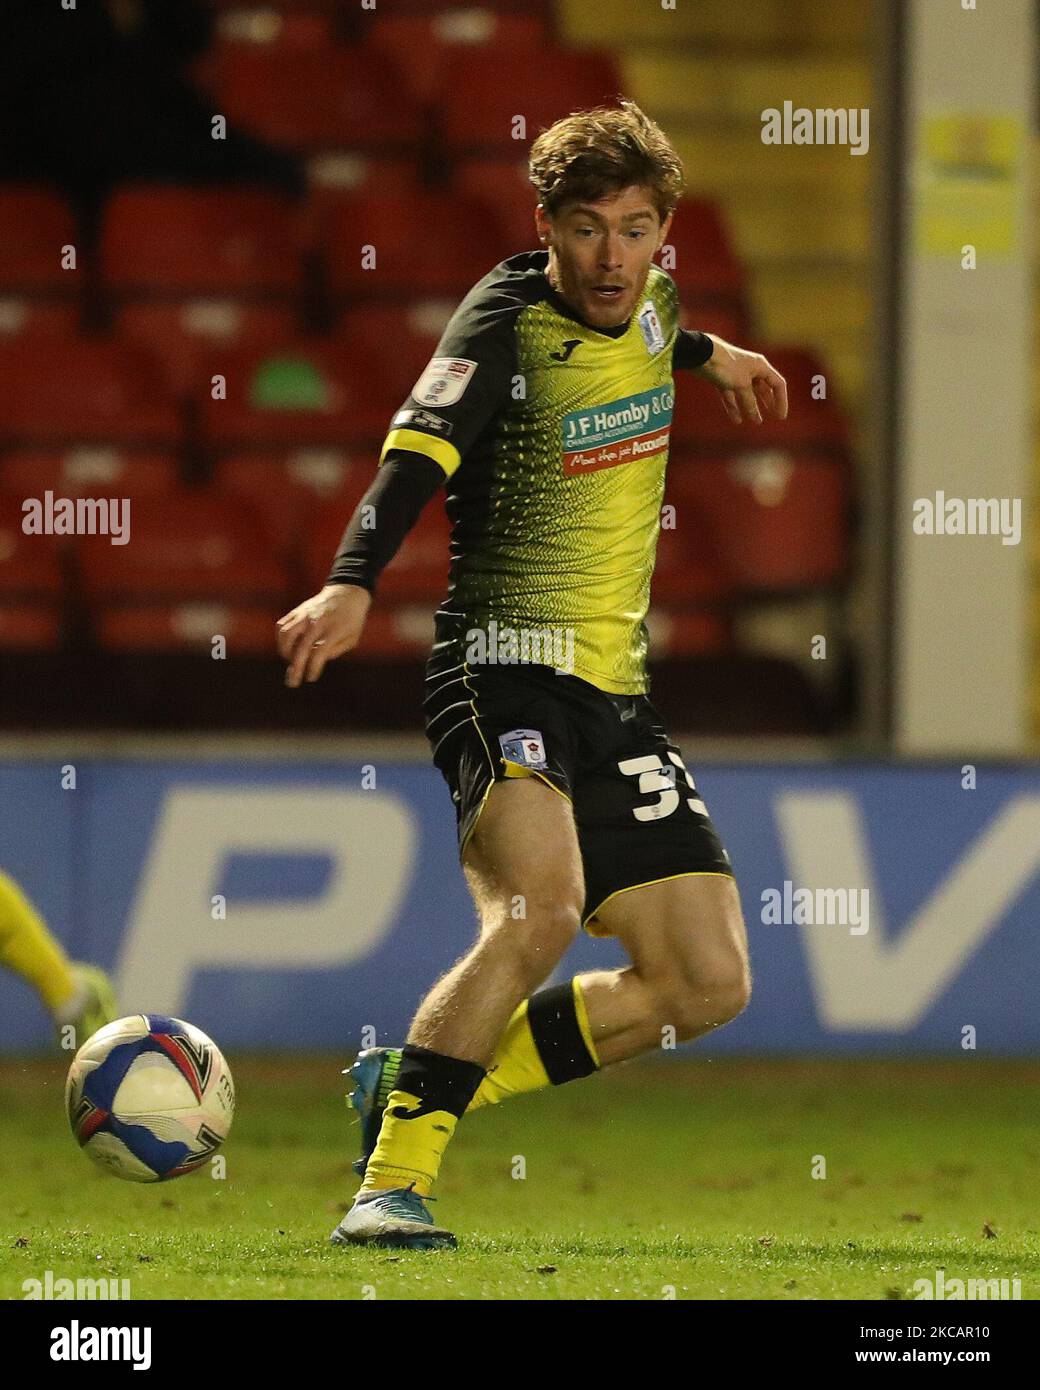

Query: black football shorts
<box><xmin>422</xmin><ymin>652</ymin><xmax>734</xmax><ymax>935</ymax></box>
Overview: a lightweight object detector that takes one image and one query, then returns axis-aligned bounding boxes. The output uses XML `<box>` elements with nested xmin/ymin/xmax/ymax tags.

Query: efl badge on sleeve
<box><xmin>412</xmin><ymin>357</ymin><xmax>477</xmax><ymax>407</ymax></box>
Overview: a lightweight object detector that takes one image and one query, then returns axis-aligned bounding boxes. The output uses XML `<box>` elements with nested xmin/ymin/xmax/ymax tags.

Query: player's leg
<box><xmin>579</xmin><ymin>871</ymin><xmax>750</xmax><ymax>1063</ymax></box>
<box><xmin>467</xmin><ymin>874</ymin><xmax>746</xmax><ymax>1107</ymax></box>
<box><xmin>0</xmin><ymin>871</ymin><xmax>117</xmax><ymax>1042</ymax></box>
<box><xmin>559</xmin><ymin>696</ymin><xmax>749</xmax><ymax>1062</ymax></box>
<box><xmin>334</xmin><ymin>671</ymin><xmax>740</xmax><ymax>1245</ymax></box>
<box><xmin>333</xmin><ymin>658</ymin><xmax>596</xmax><ymax>1245</ymax></box>
<box><xmin>0</xmin><ymin>871</ymin><xmax>76</xmax><ymax>1012</ymax></box>
<box><xmin>406</xmin><ymin>772</ymin><xmax>585</xmax><ymax>1063</ymax></box>
<box><xmin>470</xmin><ymin>700</ymin><xmax>747</xmax><ymax>1094</ymax></box>
<box><xmin>340</xmin><ymin>853</ymin><xmax>746</xmax><ymax>1243</ymax></box>
<box><xmin>347</xmin><ymin>687</ymin><xmax>743</xmax><ymax>1158</ymax></box>
<box><xmin>338</xmin><ymin>772</ymin><xmax>586</xmax><ymax>1246</ymax></box>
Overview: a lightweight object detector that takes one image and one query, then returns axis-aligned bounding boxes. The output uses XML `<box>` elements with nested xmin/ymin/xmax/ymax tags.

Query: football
<box><xmin>65</xmin><ymin>1014</ymin><xmax>235</xmax><ymax>1183</ymax></box>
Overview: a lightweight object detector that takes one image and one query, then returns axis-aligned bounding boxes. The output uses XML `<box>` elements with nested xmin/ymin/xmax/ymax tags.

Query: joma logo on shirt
<box><xmin>550</xmin><ymin>340</ymin><xmax>582</xmax><ymax>362</ymax></box>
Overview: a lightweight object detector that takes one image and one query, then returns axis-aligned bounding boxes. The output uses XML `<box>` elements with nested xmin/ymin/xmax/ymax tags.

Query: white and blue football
<box><xmin>65</xmin><ymin>1014</ymin><xmax>235</xmax><ymax>1182</ymax></box>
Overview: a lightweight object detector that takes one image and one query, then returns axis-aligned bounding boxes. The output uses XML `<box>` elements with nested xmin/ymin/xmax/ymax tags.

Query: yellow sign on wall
<box><xmin>916</xmin><ymin>113</ymin><xmax>1023</xmax><ymax>259</ymax></box>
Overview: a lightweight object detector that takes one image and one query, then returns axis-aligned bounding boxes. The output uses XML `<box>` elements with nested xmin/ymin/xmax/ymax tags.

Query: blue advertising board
<box><xmin>1</xmin><ymin>759</ymin><xmax>1037</xmax><ymax>1053</ymax></box>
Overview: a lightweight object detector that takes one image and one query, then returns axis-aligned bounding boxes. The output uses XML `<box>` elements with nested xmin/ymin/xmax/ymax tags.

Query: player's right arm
<box><xmin>278</xmin><ymin>289</ymin><xmax>518</xmax><ymax>687</ymax></box>
<box><xmin>277</xmin><ymin>578</ymin><xmax>374</xmax><ymax>689</ymax></box>
<box><xmin>277</xmin><ymin>448</ymin><xmax>444</xmax><ymax>687</ymax></box>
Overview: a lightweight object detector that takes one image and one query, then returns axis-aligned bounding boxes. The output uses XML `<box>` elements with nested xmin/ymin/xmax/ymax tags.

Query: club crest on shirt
<box><xmin>411</xmin><ymin>357</ymin><xmax>477</xmax><ymax>407</ymax></box>
<box><xmin>637</xmin><ymin>300</ymin><xmax>666</xmax><ymax>355</ymax></box>
<box><xmin>499</xmin><ymin>728</ymin><xmax>548</xmax><ymax>770</ymax></box>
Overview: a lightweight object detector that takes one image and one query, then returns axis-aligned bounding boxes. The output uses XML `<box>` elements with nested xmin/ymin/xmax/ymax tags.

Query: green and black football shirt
<box><xmin>373</xmin><ymin>250</ymin><xmax>713</xmax><ymax>696</ymax></box>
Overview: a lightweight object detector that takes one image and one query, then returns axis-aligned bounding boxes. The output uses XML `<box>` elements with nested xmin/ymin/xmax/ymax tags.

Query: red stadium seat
<box><xmin>0</xmin><ymin>493</ymin><xmax>63</xmax><ymax>595</ymax></box>
<box><xmin>651</xmin><ymin>507</ymin><xmax>733</xmax><ymax>605</ymax></box>
<box><xmin>0</xmin><ymin>189</ymin><xmax>78</xmax><ymax>294</ymax></box>
<box><xmin>307</xmin><ymin>155</ymin><xmax>423</xmax><ymax>202</ymax></box>
<box><xmin>100</xmin><ymin>188</ymin><xmax>303</xmax><ymax>299</ymax></box>
<box><xmin>0</xmin><ymin>301</ymin><xmax>79</xmax><ymax>342</ymax></box>
<box><xmin>305</xmin><ymin>483</ymin><xmax>449</xmax><ymax>600</ymax></box>
<box><xmin>208</xmin><ymin>46</ymin><xmax>423</xmax><ymax>153</ymax></box>
<box><xmin>210</xmin><ymin>7</ymin><xmax>337</xmax><ymax>57</ymax></box>
<box><xmin>197</xmin><ymin>339</ymin><xmax>398</xmax><ymax>453</ymax></box>
<box><xmin>363</xmin><ymin>12</ymin><xmax>550</xmax><ymax>106</ymax></box>
<box><xmin>0</xmin><ymin>604</ymin><xmax>62</xmax><ymax>650</ymax></box>
<box><xmin>668</xmin><ymin>452</ymin><xmax>849</xmax><ymax>591</ymax></box>
<box><xmin>212</xmin><ymin>451</ymin><xmax>370</xmax><ymax>563</ymax></box>
<box><xmin>0</xmin><ymin>491</ymin><xmax>63</xmax><ymax>648</ymax></box>
<box><xmin>1</xmin><ymin>451</ymin><xmax>181</xmax><ymax>499</ymax></box>
<box><xmin>353</xmin><ymin>604</ymin><xmax>437</xmax><ymax>660</ymax></box>
<box><xmin>205</xmin><ymin>0</ymin><xmax>339</xmax><ymax>8</ymax></box>
<box><xmin>335</xmin><ymin>304</ymin><xmax>453</xmax><ymax>403</ymax></box>
<box><xmin>671</xmin><ymin>344</ymin><xmax>850</xmax><ymax>455</ymax></box>
<box><xmin>323</xmin><ymin>191</ymin><xmax>507</xmax><ymax>300</ymax></box>
<box><xmin>0</xmin><ymin>339</ymin><xmax>181</xmax><ymax>450</ymax></box>
<box><xmin>116</xmin><ymin>302</ymin><xmax>299</xmax><ymax>398</ymax></box>
<box><xmin>453</xmin><ymin>158</ymin><xmax>540</xmax><ymax>255</ymax></box>
<box><xmin>206</xmin><ymin>0</ymin><xmax>552</xmax><ymax>10</ymax></box>
<box><xmin>377</xmin><ymin>505</ymin><xmax>451</xmax><ymax>600</ymax></box>
<box><xmin>95</xmin><ymin>602</ymin><xmax>281</xmax><ymax>655</ymax></box>
<box><xmin>77</xmin><ymin>489</ymin><xmax>289</xmax><ymax>607</ymax></box>
<box><xmin>760</xmin><ymin>347</ymin><xmax>851</xmax><ymax>449</ymax></box>
<box><xmin>671</xmin><ymin>371</ymin><xmax>744</xmax><ymax>451</ymax></box>
<box><xmin>302</xmin><ymin>470</ymin><xmax>374</xmax><ymax>591</ymax></box>
<box><xmin>678</xmin><ymin>301</ymin><xmax>745</xmax><ymax>348</ymax></box>
<box><xmin>437</xmin><ymin>49</ymin><xmax>620</xmax><ymax>156</ymax></box>
<box><xmin>657</xmin><ymin>200</ymin><xmax>745</xmax><ymax>304</ymax></box>
<box><xmin>645</xmin><ymin>607</ymin><xmax>733</xmax><ymax>656</ymax></box>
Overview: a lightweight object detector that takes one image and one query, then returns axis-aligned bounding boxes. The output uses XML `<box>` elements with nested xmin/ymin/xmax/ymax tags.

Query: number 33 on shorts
<box><xmin>617</xmin><ymin>750</ymin><xmax>709</xmax><ymax>822</ymax></box>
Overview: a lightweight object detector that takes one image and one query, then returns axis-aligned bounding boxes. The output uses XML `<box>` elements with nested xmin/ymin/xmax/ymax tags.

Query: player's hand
<box><xmin>276</xmin><ymin>584</ymin><xmax>372</xmax><ymax>688</ymax></box>
<box><xmin>694</xmin><ymin>336</ymin><xmax>788</xmax><ymax>426</ymax></box>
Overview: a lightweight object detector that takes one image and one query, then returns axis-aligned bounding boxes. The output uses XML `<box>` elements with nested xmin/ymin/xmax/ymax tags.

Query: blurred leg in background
<box><xmin>0</xmin><ymin>871</ymin><xmax>118</xmax><ymax>1043</ymax></box>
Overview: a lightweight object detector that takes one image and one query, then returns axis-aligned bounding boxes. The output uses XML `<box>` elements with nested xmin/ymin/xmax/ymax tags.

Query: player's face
<box><xmin>536</xmin><ymin>185</ymin><xmax>673</xmax><ymax>329</ymax></box>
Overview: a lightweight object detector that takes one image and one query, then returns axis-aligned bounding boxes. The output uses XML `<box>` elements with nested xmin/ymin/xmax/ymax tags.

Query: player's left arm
<box><xmin>673</xmin><ymin>328</ymin><xmax>788</xmax><ymax>426</ymax></box>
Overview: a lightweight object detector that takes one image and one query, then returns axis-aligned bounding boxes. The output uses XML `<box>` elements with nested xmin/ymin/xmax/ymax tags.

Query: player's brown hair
<box><xmin>528</xmin><ymin>99</ymin><xmax>685</xmax><ymax>223</ymax></box>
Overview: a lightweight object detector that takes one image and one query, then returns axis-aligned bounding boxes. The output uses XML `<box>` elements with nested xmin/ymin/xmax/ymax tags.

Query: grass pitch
<box><xmin>1</xmin><ymin>1056</ymin><xmax>1037</xmax><ymax>1300</ymax></box>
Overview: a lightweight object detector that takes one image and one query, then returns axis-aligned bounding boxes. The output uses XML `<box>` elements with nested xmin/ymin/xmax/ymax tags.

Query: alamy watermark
<box><xmin>761</xmin><ymin>102</ymin><xmax>869</xmax><ymax>156</ymax></box>
<box><xmin>21</xmin><ymin>491</ymin><xmax>129</xmax><ymax>545</ymax></box>
<box><xmin>465</xmin><ymin>619</ymin><xmax>576</xmax><ymax>674</ymax></box>
<box><xmin>912</xmin><ymin>1269</ymin><xmax>1021</xmax><ymax>1300</ymax></box>
<box><xmin>912</xmin><ymin>493</ymin><xmax>1021</xmax><ymax>546</ymax></box>
<box><xmin>49</xmin><ymin>1320</ymin><xmax>150</xmax><ymax>1370</ymax></box>
<box><xmin>23</xmin><ymin>1270</ymin><xmax>131</xmax><ymax>1300</ymax></box>
<box><xmin>760</xmin><ymin>880</ymin><xmax>869</xmax><ymax>934</ymax></box>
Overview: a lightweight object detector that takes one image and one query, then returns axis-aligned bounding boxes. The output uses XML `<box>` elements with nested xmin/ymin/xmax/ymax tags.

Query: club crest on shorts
<box><xmin>499</xmin><ymin>728</ymin><xmax>547</xmax><ymax>770</ymax></box>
